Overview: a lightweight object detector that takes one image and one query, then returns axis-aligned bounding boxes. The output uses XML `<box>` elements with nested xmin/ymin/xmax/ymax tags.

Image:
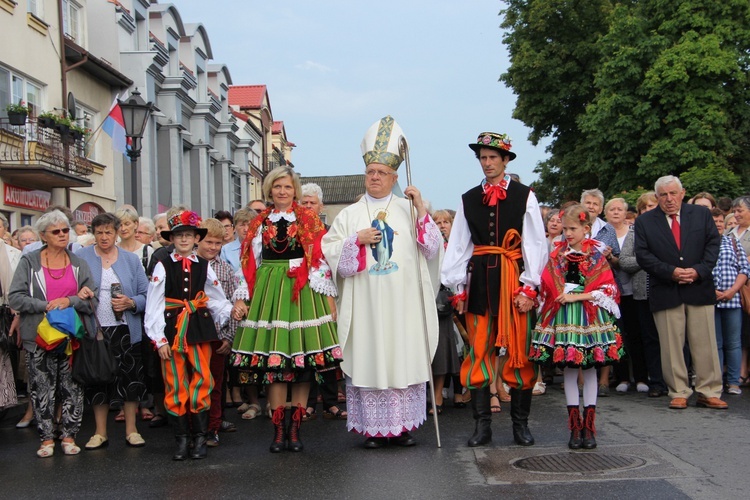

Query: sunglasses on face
<box><xmin>45</xmin><ymin>228</ymin><xmax>70</xmax><ymax>236</ymax></box>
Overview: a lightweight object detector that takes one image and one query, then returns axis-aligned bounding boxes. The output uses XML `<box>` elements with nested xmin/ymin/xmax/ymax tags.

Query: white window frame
<box><xmin>62</xmin><ymin>0</ymin><xmax>84</xmax><ymax>46</ymax></box>
<box><xmin>74</xmin><ymin>102</ymin><xmax>96</xmax><ymax>160</ymax></box>
<box><xmin>27</xmin><ymin>0</ymin><xmax>43</xmax><ymax>19</ymax></box>
<box><xmin>1</xmin><ymin>65</ymin><xmax>44</xmax><ymax>118</ymax></box>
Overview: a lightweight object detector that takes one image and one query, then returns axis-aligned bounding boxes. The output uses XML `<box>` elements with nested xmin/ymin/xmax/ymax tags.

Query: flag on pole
<box><xmin>102</xmin><ymin>97</ymin><xmax>128</xmax><ymax>156</ymax></box>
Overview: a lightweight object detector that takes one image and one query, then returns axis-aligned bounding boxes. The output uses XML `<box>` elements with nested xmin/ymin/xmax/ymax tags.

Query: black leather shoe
<box><xmin>648</xmin><ymin>387</ymin><xmax>667</xmax><ymax>398</ymax></box>
<box><xmin>363</xmin><ymin>437</ymin><xmax>387</xmax><ymax>449</ymax></box>
<box><xmin>390</xmin><ymin>432</ymin><xmax>416</xmax><ymax>447</ymax></box>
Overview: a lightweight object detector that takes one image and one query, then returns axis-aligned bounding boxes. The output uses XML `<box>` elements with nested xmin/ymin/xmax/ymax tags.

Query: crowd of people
<box><xmin>0</xmin><ymin>116</ymin><xmax>748</xmax><ymax>460</ymax></box>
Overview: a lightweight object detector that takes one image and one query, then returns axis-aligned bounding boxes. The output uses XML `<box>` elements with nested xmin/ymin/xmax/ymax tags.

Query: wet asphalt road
<box><xmin>2</xmin><ymin>381</ymin><xmax>749</xmax><ymax>499</ymax></box>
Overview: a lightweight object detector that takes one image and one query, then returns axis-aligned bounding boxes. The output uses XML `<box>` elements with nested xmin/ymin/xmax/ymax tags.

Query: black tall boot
<box><xmin>190</xmin><ymin>411</ymin><xmax>209</xmax><ymax>459</ymax></box>
<box><xmin>170</xmin><ymin>414</ymin><xmax>189</xmax><ymax>461</ymax></box>
<box><xmin>287</xmin><ymin>405</ymin><xmax>305</xmax><ymax>452</ymax></box>
<box><xmin>567</xmin><ymin>405</ymin><xmax>583</xmax><ymax>450</ymax></box>
<box><xmin>467</xmin><ymin>387</ymin><xmax>492</xmax><ymax>447</ymax></box>
<box><xmin>582</xmin><ymin>405</ymin><xmax>597</xmax><ymax>449</ymax></box>
<box><xmin>269</xmin><ymin>405</ymin><xmax>286</xmax><ymax>453</ymax></box>
<box><xmin>510</xmin><ymin>388</ymin><xmax>535</xmax><ymax>446</ymax></box>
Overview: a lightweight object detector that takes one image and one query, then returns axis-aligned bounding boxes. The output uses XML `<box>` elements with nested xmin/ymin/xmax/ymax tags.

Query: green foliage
<box><xmin>501</xmin><ymin>0</ymin><xmax>750</xmax><ymax>204</ymax></box>
<box><xmin>679</xmin><ymin>165</ymin><xmax>745</xmax><ymax>200</ymax></box>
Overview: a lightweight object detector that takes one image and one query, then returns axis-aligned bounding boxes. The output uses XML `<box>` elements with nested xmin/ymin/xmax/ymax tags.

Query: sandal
<box><xmin>498</xmin><ymin>383</ymin><xmax>511</xmax><ymax>402</ymax></box>
<box><xmin>489</xmin><ymin>393</ymin><xmax>502</xmax><ymax>413</ymax></box>
<box><xmin>125</xmin><ymin>433</ymin><xmax>146</xmax><ymax>447</ymax></box>
<box><xmin>114</xmin><ymin>410</ymin><xmax>125</xmax><ymax>423</ymax></box>
<box><xmin>61</xmin><ymin>440</ymin><xmax>81</xmax><ymax>455</ymax></box>
<box><xmin>337</xmin><ymin>390</ymin><xmax>346</xmax><ymax>403</ymax></box>
<box><xmin>37</xmin><ymin>442</ymin><xmax>55</xmax><ymax>458</ymax></box>
<box><xmin>149</xmin><ymin>414</ymin><xmax>167</xmax><ymax>428</ymax></box>
<box><xmin>323</xmin><ymin>406</ymin><xmax>348</xmax><ymax>420</ymax></box>
<box><xmin>453</xmin><ymin>398</ymin><xmax>466</xmax><ymax>409</ymax></box>
<box><xmin>241</xmin><ymin>403</ymin><xmax>261</xmax><ymax>420</ymax></box>
<box><xmin>236</xmin><ymin>403</ymin><xmax>252</xmax><ymax>414</ymax></box>
<box><xmin>740</xmin><ymin>375</ymin><xmax>750</xmax><ymax>387</ymax></box>
<box><xmin>532</xmin><ymin>381</ymin><xmax>547</xmax><ymax>396</ymax></box>
<box><xmin>140</xmin><ymin>408</ymin><xmax>154</xmax><ymax>421</ymax></box>
<box><xmin>428</xmin><ymin>404</ymin><xmax>443</xmax><ymax>416</ymax></box>
<box><xmin>302</xmin><ymin>407</ymin><xmax>317</xmax><ymax>422</ymax></box>
<box><xmin>85</xmin><ymin>434</ymin><xmax>109</xmax><ymax>450</ymax></box>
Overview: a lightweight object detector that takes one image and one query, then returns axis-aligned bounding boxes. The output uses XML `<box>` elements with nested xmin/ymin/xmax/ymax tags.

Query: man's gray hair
<box><xmin>580</xmin><ymin>189</ymin><xmax>604</xmax><ymax>205</ymax></box>
<box><xmin>300</xmin><ymin>183</ymin><xmax>324</xmax><ymax>204</ymax></box>
<box><xmin>654</xmin><ymin>175</ymin><xmax>682</xmax><ymax>193</ymax></box>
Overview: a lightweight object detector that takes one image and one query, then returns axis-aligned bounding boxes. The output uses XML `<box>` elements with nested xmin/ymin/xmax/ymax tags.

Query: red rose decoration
<box><xmin>553</xmin><ymin>347</ymin><xmax>564</xmax><ymax>363</ymax></box>
<box><xmin>287</xmin><ymin>223</ymin><xmax>298</xmax><ymax>238</ymax></box>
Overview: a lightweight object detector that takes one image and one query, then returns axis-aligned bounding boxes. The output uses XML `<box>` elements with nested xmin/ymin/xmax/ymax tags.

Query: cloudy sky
<box><xmin>172</xmin><ymin>0</ymin><xmax>549</xmax><ymax>209</ymax></box>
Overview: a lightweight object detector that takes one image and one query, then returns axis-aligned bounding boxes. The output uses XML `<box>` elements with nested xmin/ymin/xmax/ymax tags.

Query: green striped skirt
<box><xmin>231</xmin><ymin>260</ymin><xmax>342</xmax><ymax>384</ymax></box>
<box><xmin>529</xmin><ymin>299</ymin><xmax>624</xmax><ymax>369</ymax></box>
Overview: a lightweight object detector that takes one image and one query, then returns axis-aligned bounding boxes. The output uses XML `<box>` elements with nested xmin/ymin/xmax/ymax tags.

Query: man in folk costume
<box><xmin>322</xmin><ymin>116</ymin><xmax>443</xmax><ymax>449</ymax></box>
<box><xmin>144</xmin><ymin>210</ymin><xmax>233</xmax><ymax>460</ymax></box>
<box><xmin>442</xmin><ymin>133</ymin><xmax>547</xmax><ymax>447</ymax></box>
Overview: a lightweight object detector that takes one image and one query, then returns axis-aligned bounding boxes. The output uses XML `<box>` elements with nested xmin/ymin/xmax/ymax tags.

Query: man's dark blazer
<box><xmin>634</xmin><ymin>202</ymin><xmax>720</xmax><ymax>312</ymax></box>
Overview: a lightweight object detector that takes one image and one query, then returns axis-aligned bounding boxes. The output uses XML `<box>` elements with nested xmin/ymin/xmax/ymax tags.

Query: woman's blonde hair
<box><xmin>262</xmin><ymin>166</ymin><xmax>301</xmax><ymax>203</ymax></box>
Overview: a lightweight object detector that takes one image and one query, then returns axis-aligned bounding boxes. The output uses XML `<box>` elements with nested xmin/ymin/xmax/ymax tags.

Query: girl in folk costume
<box><xmin>231</xmin><ymin>166</ymin><xmax>341</xmax><ymax>453</ymax></box>
<box><xmin>529</xmin><ymin>204</ymin><xmax>624</xmax><ymax>450</ymax></box>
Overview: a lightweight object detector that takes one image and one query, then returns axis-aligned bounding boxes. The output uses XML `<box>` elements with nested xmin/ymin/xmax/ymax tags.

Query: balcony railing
<box><xmin>0</xmin><ymin>117</ymin><xmax>94</xmax><ymax>188</ymax></box>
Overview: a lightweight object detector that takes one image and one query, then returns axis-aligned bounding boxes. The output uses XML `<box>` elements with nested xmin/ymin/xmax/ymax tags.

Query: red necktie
<box><xmin>175</xmin><ymin>254</ymin><xmax>192</xmax><ymax>273</ymax></box>
<box><xmin>483</xmin><ymin>184</ymin><xmax>507</xmax><ymax>205</ymax></box>
<box><xmin>670</xmin><ymin>214</ymin><xmax>681</xmax><ymax>250</ymax></box>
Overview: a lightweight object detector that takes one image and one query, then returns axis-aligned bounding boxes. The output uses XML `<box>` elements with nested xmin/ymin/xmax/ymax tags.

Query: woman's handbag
<box><xmin>730</xmin><ymin>238</ymin><xmax>750</xmax><ymax>315</ymax></box>
<box><xmin>72</xmin><ymin>310</ymin><xmax>117</xmax><ymax>386</ymax></box>
<box><xmin>0</xmin><ymin>304</ymin><xmax>13</xmax><ymax>351</ymax></box>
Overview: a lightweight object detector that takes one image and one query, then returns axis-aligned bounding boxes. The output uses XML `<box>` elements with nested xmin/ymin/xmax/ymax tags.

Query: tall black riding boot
<box><xmin>287</xmin><ymin>405</ymin><xmax>305</xmax><ymax>452</ymax></box>
<box><xmin>190</xmin><ymin>411</ymin><xmax>209</xmax><ymax>459</ymax></box>
<box><xmin>582</xmin><ymin>405</ymin><xmax>597</xmax><ymax>449</ymax></box>
<box><xmin>567</xmin><ymin>405</ymin><xmax>583</xmax><ymax>450</ymax></box>
<box><xmin>510</xmin><ymin>388</ymin><xmax>535</xmax><ymax>446</ymax></box>
<box><xmin>170</xmin><ymin>414</ymin><xmax>189</xmax><ymax>461</ymax></box>
<box><xmin>467</xmin><ymin>387</ymin><xmax>492</xmax><ymax>447</ymax></box>
<box><xmin>269</xmin><ymin>405</ymin><xmax>286</xmax><ymax>453</ymax></box>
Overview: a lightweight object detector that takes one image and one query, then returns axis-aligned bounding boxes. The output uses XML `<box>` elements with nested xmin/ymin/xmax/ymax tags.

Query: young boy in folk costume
<box><xmin>529</xmin><ymin>204</ymin><xmax>624</xmax><ymax>450</ymax></box>
<box><xmin>144</xmin><ymin>210</ymin><xmax>233</xmax><ymax>460</ymax></box>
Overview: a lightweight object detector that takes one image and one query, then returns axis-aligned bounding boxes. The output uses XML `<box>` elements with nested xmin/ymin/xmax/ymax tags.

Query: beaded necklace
<box><xmin>44</xmin><ymin>250</ymin><xmax>68</xmax><ymax>280</ymax></box>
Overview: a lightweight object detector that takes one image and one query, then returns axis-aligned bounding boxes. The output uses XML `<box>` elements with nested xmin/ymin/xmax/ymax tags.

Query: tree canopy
<box><xmin>501</xmin><ymin>0</ymin><xmax>750</xmax><ymax>205</ymax></box>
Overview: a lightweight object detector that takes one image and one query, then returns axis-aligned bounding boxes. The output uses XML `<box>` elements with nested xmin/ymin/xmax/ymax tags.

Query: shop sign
<box><xmin>73</xmin><ymin>202</ymin><xmax>104</xmax><ymax>225</ymax></box>
<box><xmin>3</xmin><ymin>184</ymin><xmax>51</xmax><ymax>211</ymax></box>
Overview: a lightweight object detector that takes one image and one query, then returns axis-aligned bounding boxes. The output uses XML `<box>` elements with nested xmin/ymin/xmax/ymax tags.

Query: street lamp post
<box><xmin>118</xmin><ymin>89</ymin><xmax>153</xmax><ymax>212</ymax></box>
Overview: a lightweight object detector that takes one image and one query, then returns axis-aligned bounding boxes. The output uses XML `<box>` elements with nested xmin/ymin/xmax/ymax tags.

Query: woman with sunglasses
<box><xmin>9</xmin><ymin>210</ymin><xmax>97</xmax><ymax>458</ymax></box>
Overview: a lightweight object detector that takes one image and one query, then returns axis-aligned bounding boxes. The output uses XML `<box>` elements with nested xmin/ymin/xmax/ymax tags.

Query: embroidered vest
<box><xmin>163</xmin><ymin>256</ymin><xmax>218</xmax><ymax>345</ymax></box>
<box><xmin>462</xmin><ymin>181</ymin><xmax>530</xmax><ymax>316</ymax></box>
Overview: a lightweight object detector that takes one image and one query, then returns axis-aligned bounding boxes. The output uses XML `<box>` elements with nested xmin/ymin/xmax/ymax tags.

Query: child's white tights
<box><xmin>564</xmin><ymin>366</ymin><xmax>598</xmax><ymax>407</ymax></box>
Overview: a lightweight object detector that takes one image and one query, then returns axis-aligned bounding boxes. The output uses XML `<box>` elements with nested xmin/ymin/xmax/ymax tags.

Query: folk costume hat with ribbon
<box><xmin>469</xmin><ymin>132</ymin><xmax>517</xmax><ymax>161</ymax></box>
<box><xmin>160</xmin><ymin>210</ymin><xmax>207</xmax><ymax>241</ymax></box>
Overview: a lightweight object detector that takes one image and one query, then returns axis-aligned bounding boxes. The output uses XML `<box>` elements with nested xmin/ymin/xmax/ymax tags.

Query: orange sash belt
<box><xmin>166</xmin><ymin>291</ymin><xmax>209</xmax><ymax>353</ymax></box>
<box><xmin>473</xmin><ymin>229</ymin><xmax>526</xmax><ymax>368</ymax></box>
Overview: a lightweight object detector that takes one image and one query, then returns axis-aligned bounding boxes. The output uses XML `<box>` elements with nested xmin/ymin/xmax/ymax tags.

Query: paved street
<box><xmin>1</xmin><ymin>382</ymin><xmax>748</xmax><ymax>499</ymax></box>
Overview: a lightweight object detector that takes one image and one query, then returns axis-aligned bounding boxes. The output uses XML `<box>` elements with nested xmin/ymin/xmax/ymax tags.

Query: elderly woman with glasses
<box><xmin>9</xmin><ymin>210</ymin><xmax>97</xmax><ymax>458</ymax></box>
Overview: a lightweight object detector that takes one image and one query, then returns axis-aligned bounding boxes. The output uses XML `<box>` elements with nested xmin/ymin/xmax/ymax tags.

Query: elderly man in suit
<box><xmin>634</xmin><ymin>175</ymin><xmax>726</xmax><ymax>410</ymax></box>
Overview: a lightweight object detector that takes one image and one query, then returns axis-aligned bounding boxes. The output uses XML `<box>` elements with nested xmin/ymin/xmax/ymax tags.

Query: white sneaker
<box><xmin>727</xmin><ymin>386</ymin><xmax>742</xmax><ymax>395</ymax></box>
<box><xmin>636</xmin><ymin>382</ymin><xmax>649</xmax><ymax>393</ymax></box>
<box><xmin>615</xmin><ymin>382</ymin><xmax>630</xmax><ymax>393</ymax></box>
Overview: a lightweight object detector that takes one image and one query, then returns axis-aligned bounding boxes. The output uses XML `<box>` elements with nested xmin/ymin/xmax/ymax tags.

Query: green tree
<box><xmin>679</xmin><ymin>165</ymin><xmax>745</xmax><ymax>200</ymax></box>
<box><xmin>500</xmin><ymin>0</ymin><xmax>614</xmax><ymax>204</ymax></box>
<box><xmin>501</xmin><ymin>0</ymin><xmax>750</xmax><ymax>204</ymax></box>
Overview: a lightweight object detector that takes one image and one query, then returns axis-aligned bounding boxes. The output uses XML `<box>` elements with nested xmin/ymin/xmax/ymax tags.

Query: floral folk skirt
<box><xmin>231</xmin><ymin>260</ymin><xmax>342</xmax><ymax>384</ymax></box>
<box><xmin>528</xmin><ymin>300</ymin><xmax>624</xmax><ymax>369</ymax></box>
